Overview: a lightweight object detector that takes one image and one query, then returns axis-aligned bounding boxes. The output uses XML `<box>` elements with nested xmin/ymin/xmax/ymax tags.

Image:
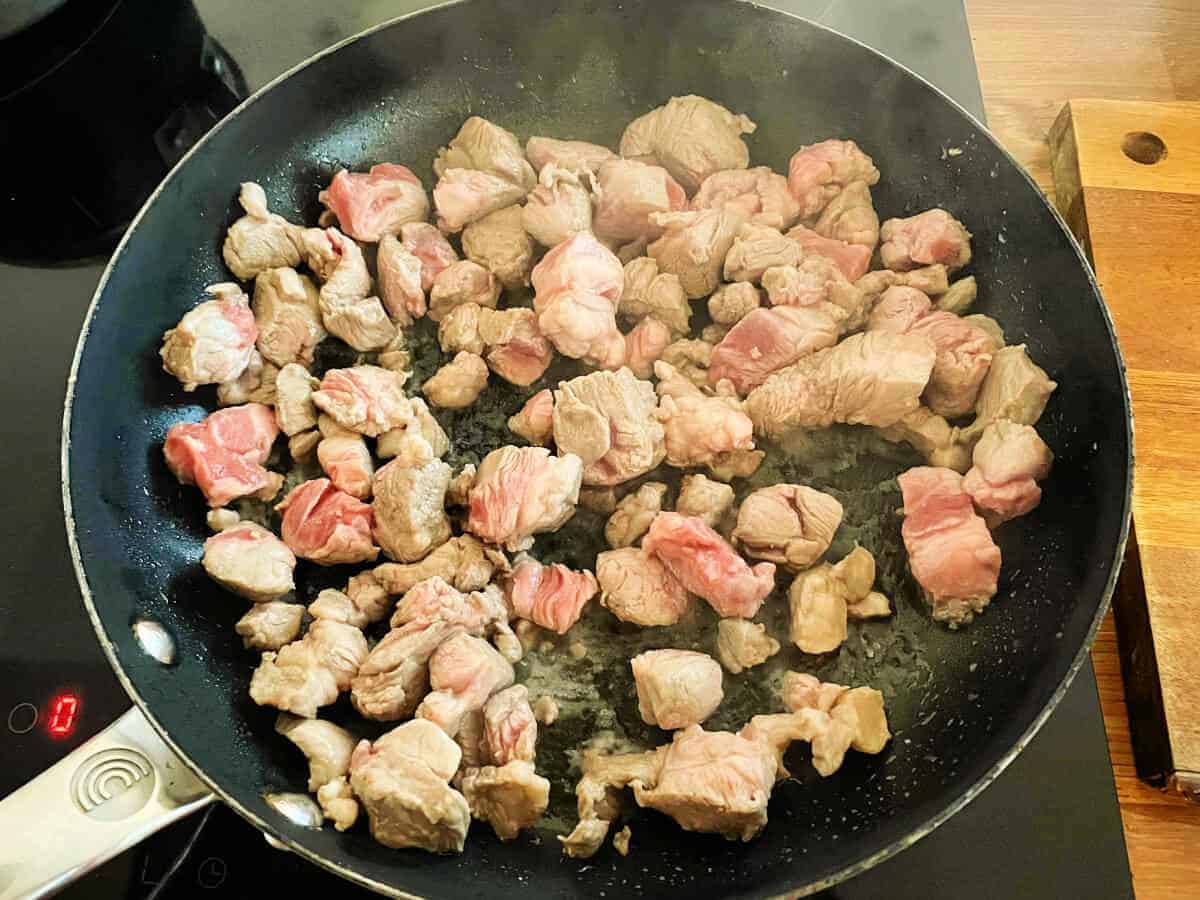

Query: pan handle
<box><xmin>0</xmin><ymin>706</ymin><xmax>215</xmax><ymax>900</ymax></box>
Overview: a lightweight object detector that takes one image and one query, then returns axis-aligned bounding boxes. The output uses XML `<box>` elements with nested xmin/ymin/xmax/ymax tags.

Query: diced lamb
<box><xmin>532</xmin><ymin>233</ymin><xmax>626</xmax><ymax>367</ymax></box>
<box><xmin>435</xmin><ymin>116</ymin><xmax>536</xmax><ymax>191</ymax></box>
<box><xmin>377</xmin><ymin>397</ymin><xmax>449</xmax><ymax>462</ymax></box>
<box><xmin>428</xmin><ymin>260</ymin><xmax>501</xmax><ymax>322</ymax></box>
<box><xmin>715</xmin><ymin>619</ymin><xmax>780</xmax><ymax>674</ymax></box>
<box><xmin>880</xmin><ymin>208</ymin><xmax>972</xmax><ymax>271</ymax></box>
<box><xmin>163</xmin><ymin>403</ymin><xmax>282</xmax><ymax>508</ymax></box>
<box><xmin>868</xmin><ymin>286</ymin><xmax>996</xmax><ymax>417</ymax></box>
<box><xmin>274</xmin><ymin>363</ymin><xmax>318</xmax><ymax>436</ymax></box>
<box><xmin>620</xmin><ymin>317</ymin><xmax>670</xmax><ymax>379</ymax></box>
<box><xmin>522</xmin><ymin>164</ymin><xmax>593</xmax><ymax>247</ymax></box>
<box><xmin>660</xmin><ymin>339</ymin><xmax>713</xmax><ymax>388</ymax></box>
<box><xmin>374</xmin><ymin>535</ymin><xmax>505</xmax><ymax>596</ymax></box>
<box><xmin>319</xmin><ymin>164</ymin><xmax>429</xmax><ymax>242</ymax></box>
<box><xmin>217</xmin><ymin>349</ymin><xmax>278</xmax><ymax>407</ymax></box>
<box><xmin>761</xmin><ymin>256</ymin><xmax>867</xmax><ymax>329</ymax></box>
<box><xmin>376</xmin><ymin>233</ymin><xmax>426</xmax><ymax>324</ymax></box>
<box><xmin>317</xmin><ymin>434</ymin><xmax>374</xmax><ymax>499</ymax></box>
<box><xmin>782</xmin><ymin>672</ymin><xmax>847</xmax><ymax>713</ymax></box>
<box><xmin>401</xmin><ymin>222</ymin><xmax>459</xmax><ymax>292</ymax></box>
<box><xmin>648</xmin><ymin>204</ymin><xmax>748</xmax><ymax>299</ymax></box>
<box><xmin>898</xmin><ymin>466</ymin><xmax>1002</xmax><ymax>625</ymax></box>
<box><xmin>275</xmin><ymin>714</ymin><xmax>357</xmax><ymax>791</ymax></box>
<box><xmin>963</xmin><ymin>420</ymin><xmax>1053</xmax><ymax>525</ymax></box>
<box><xmin>467</xmin><ymin>446</ymin><xmax>582</xmax><ymax>551</ymax></box>
<box><xmin>811</xmin><ymin>181</ymin><xmax>879</xmax><ymax>249</ymax></box>
<box><xmin>632</xmin><ymin>649</ymin><xmax>724</xmax><ymax>730</ymax></box>
<box><xmin>160</xmin><ymin>283</ymin><xmax>257</xmax><ymax>390</ymax></box>
<box><xmin>472</xmin><ymin>307</ymin><xmax>552</xmax><ymax>386</ymax></box>
<box><xmin>732</xmin><ymin>484</ymin><xmax>844</xmax><ymax>571</ymax></box>
<box><xmin>482</xmin><ymin>684</ymin><xmax>537</xmax><ymax>766</ymax></box>
<box><xmin>276</xmin><ymin>478</ymin><xmax>378</xmax><ymax>565</ymax></box>
<box><xmin>655</xmin><ymin>361</ymin><xmax>756</xmax><ymax>470</ymax></box>
<box><xmin>965</xmin><ymin>344</ymin><xmax>1058</xmax><ymax>439</ymax></box>
<box><xmin>251</xmin><ymin>267</ymin><xmax>325</xmax><ymax>368</ymax></box>
<box><xmin>461</xmin><ymin>761</ymin><xmax>550</xmax><ymax>840</ymax></box>
<box><xmin>708</xmin><ymin>282</ymin><xmax>761</xmax><ymax>326</ymax></box>
<box><xmin>592</xmin><ymin>158</ymin><xmax>687</xmax><ymax>244</ymax></box>
<box><xmin>619</xmin><ymin>95</ymin><xmax>756</xmax><ymax>194</ymax></box>
<box><xmin>631</xmin><ymin>725</ymin><xmax>775</xmax><ymax>840</ymax></box>
<box><xmin>708</xmin><ymin>305</ymin><xmax>840</xmax><ymax>395</ymax></box>
<box><xmin>287</xmin><ymin>429</ymin><xmax>320</xmax><ymax>461</ymax></box>
<box><xmin>508</xmin><ymin>389</ymin><xmax>555</xmax><ymax>446</ymax></box>
<box><xmin>308</xmin><ymin>570</ymin><xmax>391</xmax><ymax>629</ymax></box>
<box><xmin>311</xmin><ymin>365</ymin><xmax>411</xmax><ymax>437</ymax></box>
<box><xmin>235</xmin><ymin>601</ymin><xmax>304</xmax><ymax>651</ymax></box>
<box><xmin>422</xmin><ymin>352</ymin><xmax>489</xmax><ymax>409</ymax></box>
<box><xmin>202</xmin><ymin>522</ymin><xmax>296</xmax><ymax>602</ymax></box>
<box><xmin>462</xmin><ymin>204</ymin><xmax>535</xmax><ymax>289</ymax></box>
<box><xmin>786</xmin><ymin>140</ymin><xmax>880</xmax><ymax>218</ymax></box>
<box><xmin>301</xmin><ymin>227</ymin><xmax>396</xmax><ymax>352</ymax></box>
<box><xmin>675</xmin><ymin>474</ymin><xmax>735</xmax><ymax>528</ymax></box>
<box><xmin>372</xmin><ymin>457</ymin><xmax>452</xmax><ymax>563</ymax></box>
<box><xmin>433</xmin><ymin>168</ymin><xmax>528</xmax><ymax>233</ymax></box>
<box><xmin>525</xmin><ymin>136</ymin><xmax>616</xmax><ymax>176</ymax></box>
<box><xmin>786</xmin><ymin>224</ymin><xmax>871</xmax><ymax>282</ymax></box>
<box><xmin>596</xmin><ymin>547</ymin><xmax>691</xmax><ymax>627</ymax></box>
<box><xmin>349</xmin><ymin>720</ymin><xmax>470</xmax><ymax>853</ymax></box>
<box><xmin>723</xmin><ymin>223</ymin><xmax>803</xmax><ymax>283</ymax></box>
<box><xmin>619</xmin><ymin>257</ymin><xmax>691</xmax><ymax>337</ymax></box>
<box><xmin>643</xmin><ymin>512</ymin><xmax>776</xmax><ymax>619</ymax></box>
<box><xmin>605</xmin><ymin>481</ymin><xmax>667</xmax><ymax>548</ymax></box>
<box><xmin>417</xmin><ymin>633</ymin><xmax>515</xmax><ymax>737</ymax></box>
<box><xmin>350</xmin><ymin>621</ymin><xmax>460</xmax><ymax>721</ymax></box>
<box><xmin>222</xmin><ymin>182</ymin><xmax>304</xmax><ymax>280</ymax></box>
<box><xmin>746</xmin><ymin>331</ymin><xmax>937</xmax><ymax>440</ymax></box>
<box><xmin>691</xmin><ymin>167</ymin><xmax>801</xmax><ymax>231</ymax></box>
<box><xmin>506</xmin><ymin>556</ymin><xmax>598</xmax><ymax>634</ymax></box>
<box><xmin>553</xmin><ymin>368</ymin><xmax>665</xmax><ymax>486</ymax></box>
<box><xmin>249</xmin><ymin>620</ymin><xmax>368</xmax><ymax>717</ymax></box>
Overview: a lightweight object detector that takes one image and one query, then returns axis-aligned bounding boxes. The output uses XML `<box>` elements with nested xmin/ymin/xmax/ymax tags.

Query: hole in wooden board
<box><xmin>1121</xmin><ymin>131</ymin><xmax>1167</xmax><ymax>165</ymax></box>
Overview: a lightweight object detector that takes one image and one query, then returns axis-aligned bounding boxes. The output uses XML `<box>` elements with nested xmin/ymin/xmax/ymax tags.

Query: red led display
<box><xmin>47</xmin><ymin>693</ymin><xmax>80</xmax><ymax>738</ymax></box>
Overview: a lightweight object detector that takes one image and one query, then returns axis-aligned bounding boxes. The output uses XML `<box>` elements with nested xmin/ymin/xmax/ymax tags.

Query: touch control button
<box><xmin>7</xmin><ymin>702</ymin><xmax>37</xmax><ymax>734</ymax></box>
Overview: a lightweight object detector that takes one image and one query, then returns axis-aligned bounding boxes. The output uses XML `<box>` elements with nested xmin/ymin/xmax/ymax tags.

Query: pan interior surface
<box><xmin>65</xmin><ymin>0</ymin><xmax>1130</xmax><ymax>896</ymax></box>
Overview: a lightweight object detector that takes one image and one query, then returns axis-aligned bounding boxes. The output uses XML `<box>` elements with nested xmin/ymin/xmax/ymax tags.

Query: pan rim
<box><xmin>60</xmin><ymin>0</ymin><xmax>1134</xmax><ymax>896</ymax></box>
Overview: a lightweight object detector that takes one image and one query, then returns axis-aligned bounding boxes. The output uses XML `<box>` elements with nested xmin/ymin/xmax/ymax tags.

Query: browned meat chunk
<box><xmin>462</xmin><ymin>204</ymin><xmax>535</xmax><ymax>289</ymax></box>
<box><xmin>715</xmin><ymin>619</ymin><xmax>780</xmax><ymax>674</ymax></box>
<box><xmin>372</xmin><ymin>457</ymin><xmax>452</xmax><ymax>563</ymax></box>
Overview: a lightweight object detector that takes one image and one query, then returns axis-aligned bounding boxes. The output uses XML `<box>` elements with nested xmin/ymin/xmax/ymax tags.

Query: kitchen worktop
<box><xmin>965</xmin><ymin>1</ymin><xmax>1200</xmax><ymax>896</ymax></box>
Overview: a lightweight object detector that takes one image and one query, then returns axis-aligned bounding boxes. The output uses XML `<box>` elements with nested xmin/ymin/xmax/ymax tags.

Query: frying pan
<box><xmin>4</xmin><ymin>0</ymin><xmax>1131</xmax><ymax>896</ymax></box>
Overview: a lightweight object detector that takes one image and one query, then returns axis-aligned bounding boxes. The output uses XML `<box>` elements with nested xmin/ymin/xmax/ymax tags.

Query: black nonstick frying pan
<box><xmin>15</xmin><ymin>0</ymin><xmax>1135</xmax><ymax>896</ymax></box>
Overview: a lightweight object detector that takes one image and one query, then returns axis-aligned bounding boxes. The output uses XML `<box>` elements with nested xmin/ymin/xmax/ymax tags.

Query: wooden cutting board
<box><xmin>1049</xmin><ymin>99</ymin><xmax>1200</xmax><ymax>798</ymax></box>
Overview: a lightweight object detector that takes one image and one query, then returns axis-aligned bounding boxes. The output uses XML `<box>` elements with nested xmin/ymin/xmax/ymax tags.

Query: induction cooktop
<box><xmin>0</xmin><ymin>1</ymin><xmax>1132</xmax><ymax>898</ymax></box>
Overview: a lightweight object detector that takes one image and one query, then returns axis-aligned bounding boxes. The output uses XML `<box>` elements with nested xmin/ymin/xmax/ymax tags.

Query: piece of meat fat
<box><xmin>715</xmin><ymin>619</ymin><xmax>780</xmax><ymax>674</ymax></box>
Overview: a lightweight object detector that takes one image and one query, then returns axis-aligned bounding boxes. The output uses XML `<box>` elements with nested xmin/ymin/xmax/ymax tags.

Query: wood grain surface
<box><xmin>964</xmin><ymin>4</ymin><xmax>1200</xmax><ymax>896</ymax></box>
<box><xmin>960</xmin><ymin>5</ymin><xmax>1200</xmax><ymax>897</ymax></box>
